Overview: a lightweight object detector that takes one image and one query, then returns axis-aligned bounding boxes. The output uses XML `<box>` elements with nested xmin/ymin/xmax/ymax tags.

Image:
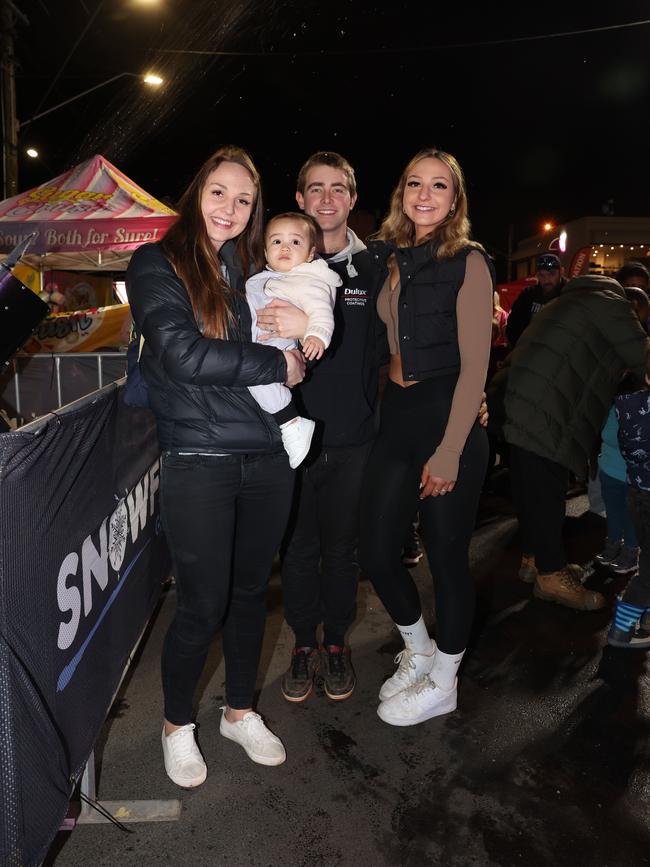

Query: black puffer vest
<box><xmin>367</xmin><ymin>240</ymin><xmax>495</xmax><ymax>382</ymax></box>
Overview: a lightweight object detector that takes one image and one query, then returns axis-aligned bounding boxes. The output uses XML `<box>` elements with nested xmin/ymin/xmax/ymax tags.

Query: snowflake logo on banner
<box><xmin>109</xmin><ymin>499</ymin><xmax>129</xmax><ymax>572</ymax></box>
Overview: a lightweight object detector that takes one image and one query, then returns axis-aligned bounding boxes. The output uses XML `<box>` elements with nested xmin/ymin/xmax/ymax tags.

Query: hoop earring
<box><xmin>448</xmin><ymin>206</ymin><xmax>456</xmax><ymax>217</ymax></box>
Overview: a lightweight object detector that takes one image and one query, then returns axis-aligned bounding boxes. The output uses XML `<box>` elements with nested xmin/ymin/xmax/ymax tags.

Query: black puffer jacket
<box><xmin>126</xmin><ymin>242</ymin><xmax>287</xmax><ymax>454</ymax></box>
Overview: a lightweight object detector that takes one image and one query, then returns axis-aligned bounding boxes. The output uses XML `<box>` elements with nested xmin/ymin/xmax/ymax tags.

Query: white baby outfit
<box><xmin>246</xmin><ymin>258</ymin><xmax>341</xmax><ymax>413</ymax></box>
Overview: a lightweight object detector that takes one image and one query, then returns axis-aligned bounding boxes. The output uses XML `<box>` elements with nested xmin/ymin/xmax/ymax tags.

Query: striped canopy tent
<box><xmin>0</xmin><ymin>154</ymin><xmax>177</xmax><ymax>272</ymax></box>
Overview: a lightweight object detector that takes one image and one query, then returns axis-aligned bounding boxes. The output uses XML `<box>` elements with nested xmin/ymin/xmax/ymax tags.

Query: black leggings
<box><xmin>359</xmin><ymin>376</ymin><xmax>488</xmax><ymax>655</ymax></box>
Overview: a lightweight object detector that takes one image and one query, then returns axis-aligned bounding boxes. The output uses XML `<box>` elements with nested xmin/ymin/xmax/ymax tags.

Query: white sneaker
<box><xmin>378</xmin><ymin>639</ymin><xmax>437</xmax><ymax>701</ymax></box>
<box><xmin>219</xmin><ymin>710</ymin><xmax>286</xmax><ymax>766</ymax></box>
<box><xmin>280</xmin><ymin>417</ymin><xmax>315</xmax><ymax>469</ymax></box>
<box><xmin>161</xmin><ymin>723</ymin><xmax>207</xmax><ymax>788</ymax></box>
<box><xmin>377</xmin><ymin>675</ymin><xmax>457</xmax><ymax>727</ymax></box>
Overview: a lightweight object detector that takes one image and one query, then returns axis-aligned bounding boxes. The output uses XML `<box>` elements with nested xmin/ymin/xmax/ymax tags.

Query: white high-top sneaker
<box><xmin>378</xmin><ymin>639</ymin><xmax>436</xmax><ymax>701</ymax></box>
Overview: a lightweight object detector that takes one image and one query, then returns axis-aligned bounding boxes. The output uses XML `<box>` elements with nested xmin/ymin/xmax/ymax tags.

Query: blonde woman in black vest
<box><xmin>359</xmin><ymin>149</ymin><xmax>494</xmax><ymax>726</ymax></box>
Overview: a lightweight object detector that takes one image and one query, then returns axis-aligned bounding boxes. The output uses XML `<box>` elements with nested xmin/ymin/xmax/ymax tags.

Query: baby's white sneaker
<box><xmin>280</xmin><ymin>417</ymin><xmax>315</xmax><ymax>468</ymax></box>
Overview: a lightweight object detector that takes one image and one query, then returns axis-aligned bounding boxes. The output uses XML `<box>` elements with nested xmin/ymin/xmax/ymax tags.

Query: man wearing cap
<box><xmin>506</xmin><ymin>253</ymin><xmax>566</xmax><ymax>347</ymax></box>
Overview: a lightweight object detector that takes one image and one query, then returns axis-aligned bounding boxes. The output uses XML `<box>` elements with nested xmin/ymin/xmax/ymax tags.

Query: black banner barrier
<box><xmin>0</xmin><ymin>380</ymin><xmax>169</xmax><ymax>866</ymax></box>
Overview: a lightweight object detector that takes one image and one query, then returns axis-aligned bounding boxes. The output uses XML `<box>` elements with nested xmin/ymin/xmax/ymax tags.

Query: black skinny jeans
<box><xmin>160</xmin><ymin>450</ymin><xmax>294</xmax><ymax>723</ymax></box>
<box><xmin>621</xmin><ymin>487</ymin><xmax>650</xmax><ymax>608</ymax></box>
<box><xmin>359</xmin><ymin>376</ymin><xmax>488</xmax><ymax>655</ymax></box>
<box><xmin>509</xmin><ymin>445</ymin><xmax>569</xmax><ymax>573</ymax></box>
<box><xmin>281</xmin><ymin>441</ymin><xmax>373</xmax><ymax>647</ymax></box>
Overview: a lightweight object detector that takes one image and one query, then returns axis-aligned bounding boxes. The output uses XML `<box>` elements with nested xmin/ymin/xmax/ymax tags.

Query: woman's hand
<box><xmin>420</xmin><ymin>463</ymin><xmax>456</xmax><ymax>499</ymax></box>
<box><xmin>256</xmin><ymin>299</ymin><xmax>308</xmax><ymax>341</ymax></box>
<box><xmin>283</xmin><ymin>349</ymin><xmax>306</xmax><ymax>387</ymax></box>
<box><xmin>419</xmin><ymin>448</ymin><xmax>459</xmax><ymax>498</ymax></box>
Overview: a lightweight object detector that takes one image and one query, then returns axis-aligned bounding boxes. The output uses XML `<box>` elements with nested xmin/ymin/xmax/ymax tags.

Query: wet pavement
<box><xmin>46</xmin><ymin>484</ymin><xmax>650</xmax><ymax>866</ymax></box>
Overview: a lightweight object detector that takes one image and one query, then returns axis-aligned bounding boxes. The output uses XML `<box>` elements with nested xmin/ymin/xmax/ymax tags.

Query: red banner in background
<box><xmin>496</xmin><ymin>278</ymin><xmax>536</xmax><ymax>313</ymax></box>
<box><xmin>569</xmin><ymin>247</ymin><xmax>591</xmax><ymax>277</ymax></box>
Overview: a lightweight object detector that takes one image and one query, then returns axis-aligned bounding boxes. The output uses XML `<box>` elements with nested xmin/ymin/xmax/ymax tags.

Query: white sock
<box><xmin>431</xmin><ymin>648</ymin><xmax>464</xmax><ymax>691</ymax></box>
<box><xmin>395</xmin><ymin>616</ymin><xmax>432</xmax><ymax>656</ymax></box>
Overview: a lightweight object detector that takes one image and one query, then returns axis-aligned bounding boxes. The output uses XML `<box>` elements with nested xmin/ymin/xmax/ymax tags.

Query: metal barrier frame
<box><xmin>5</xmin><ymin>350</ymin><xmax>126</xmax><ymax>423</ymax></box>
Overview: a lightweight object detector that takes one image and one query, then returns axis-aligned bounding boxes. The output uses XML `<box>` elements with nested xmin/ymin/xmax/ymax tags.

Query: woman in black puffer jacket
<box><xmin>127</xmin><ymin>146</ymin><xmax>305</xmax><ymax>786</ymax></box>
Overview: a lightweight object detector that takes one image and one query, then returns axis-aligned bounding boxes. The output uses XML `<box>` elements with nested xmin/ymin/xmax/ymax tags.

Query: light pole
<box><xmin>2</xmin><ymin>70</ymin><xmax>163</xmax><ymax>198</ymax></box>
<box><xmin>1</xmin><ymin>0</ymin><xmax>164</xmax><ymax>199</ymax></box>
<box><xmin>1</xmin><ymin>0</ymin><xmax>21</xmax><ymax>199</ymax></box>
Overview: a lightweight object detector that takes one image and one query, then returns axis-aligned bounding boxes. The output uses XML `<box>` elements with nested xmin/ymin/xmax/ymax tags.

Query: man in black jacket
<box><xmin>506</xmin><ymin>253</ymin><xmax>566</xmax><ymax>347</ymax></box>
<box><xmin>257</xmin><ymin>152</ymin><xmax>382</xmax><ymax>703</ymax></box>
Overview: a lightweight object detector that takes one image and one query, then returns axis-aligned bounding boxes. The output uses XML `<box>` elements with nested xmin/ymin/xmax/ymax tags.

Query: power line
<box><xmin>155</xmin><ymin>17</ymin><xmax>650</xmax><ymax>58</ymax></box>
<box><xmin>30</xmin><ymin>0</ymin><xmax>104</xmax><ymax>118</ymax></box>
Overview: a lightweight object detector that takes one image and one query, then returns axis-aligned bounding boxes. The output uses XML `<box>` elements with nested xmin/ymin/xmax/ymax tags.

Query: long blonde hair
<box><xmin>161</xmin><ymin>146</ymin><xmax>265</xmax><ymax>339</ymax></box>
<box><xmin>376</xmin><ymin>148</ymin><xmax>482</xmax><ymax>259</ymax></box>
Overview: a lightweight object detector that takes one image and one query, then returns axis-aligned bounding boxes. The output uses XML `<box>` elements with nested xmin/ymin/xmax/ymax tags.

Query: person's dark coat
<box><xmin>127</xmin><ymin>242</ymin><xmax>287</xmax><ymax>454</ymax></box>
<box><xmin>488</xmin><ymin>275</ymin><xmax>649</xmax><ymax>478</ymax></box>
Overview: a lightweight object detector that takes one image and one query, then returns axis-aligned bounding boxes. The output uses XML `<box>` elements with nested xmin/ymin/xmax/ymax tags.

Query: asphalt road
<box><xmin>46</xmin><ymin>485</ymin><xmax>650</xmax><ymax>867</ymax></box>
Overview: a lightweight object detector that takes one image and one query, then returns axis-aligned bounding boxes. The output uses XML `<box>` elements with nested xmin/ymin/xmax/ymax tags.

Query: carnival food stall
<box><xmin>0</xmin><ymin>155</ymin><xmax>176</xmax><ymax>424</ymax></box>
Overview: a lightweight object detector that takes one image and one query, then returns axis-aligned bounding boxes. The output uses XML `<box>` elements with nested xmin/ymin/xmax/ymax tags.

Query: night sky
<box><xmin>10</xmin><ymin>1</ymin><xmax>650</xmax><ymax>277</ymax></box>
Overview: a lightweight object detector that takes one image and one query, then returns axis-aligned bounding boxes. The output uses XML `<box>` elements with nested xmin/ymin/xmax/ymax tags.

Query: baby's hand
<box><xmin>301</xmin><ymin>336</ymin><xmax>325</xmax><ymax>360</ymax></box>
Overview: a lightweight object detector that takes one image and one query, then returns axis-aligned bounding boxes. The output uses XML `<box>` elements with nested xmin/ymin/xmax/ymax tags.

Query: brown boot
<box><xmin>519</xmin><ymin>555</ymin><xmax>585</xmax><ymax>585</ymax></box>
<box><xmin>534</xmin><ymin>568</ymin><xmax>605</xmax><ymax>610</ymax></box>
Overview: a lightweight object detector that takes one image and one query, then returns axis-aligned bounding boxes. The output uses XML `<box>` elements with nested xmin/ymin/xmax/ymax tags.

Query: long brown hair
<box><xmin>161</xmin><ymin>146</ymin><xmax>265</xmax><ymax>339</ymax></box>
<box><xmin>375</xmin><ymin>148</ymin><xmax>483</xmax><ymax>260</ymax></box>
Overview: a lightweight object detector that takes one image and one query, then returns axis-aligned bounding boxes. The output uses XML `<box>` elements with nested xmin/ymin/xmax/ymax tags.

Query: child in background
<box><xmin>596</xmin><ymin>400</ymin><xmax>639</xmax><ymax>574</ymax></box>
<box><xmin>246</xmin><ymin>212</ymin><xmax>341</xmax><ymax>468</ymax></box>
<box><xmin>608</xmin><ymin>349</ymin><xmax>650</xmax><ymax>649</ymax></box>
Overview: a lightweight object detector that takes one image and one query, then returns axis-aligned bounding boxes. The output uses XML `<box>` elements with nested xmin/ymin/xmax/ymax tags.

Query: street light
<box><xmin>1</xmin><ymin>0</ymin><xmax>164</xmax><ymax>199</ymax></box>
<box><xmin>25</xmin><ymin>148</ymin><xmax>38</xmax><ymax>159</ymax></box>
<box><xmin>19</xmin><ymin>72</ymin><xmax>164</xmax><ymax>130</ymax></box>
<box><xmin>2</xmin><ymin>71</ymin><xmax>163</xmax><ymax>197</ymax></box>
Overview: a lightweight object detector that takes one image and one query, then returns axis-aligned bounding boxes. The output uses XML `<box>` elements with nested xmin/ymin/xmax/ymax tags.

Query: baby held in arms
<box><xmin>246</xmin><ymin>212</ymin><xmax>341</xmax><ymax>467</ymax></box>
